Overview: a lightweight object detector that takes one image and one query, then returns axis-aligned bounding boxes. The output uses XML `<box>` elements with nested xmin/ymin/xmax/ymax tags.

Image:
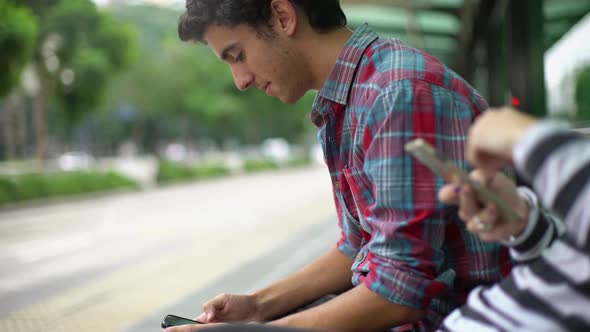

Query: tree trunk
<box><xmin>1</xmin><ymin>93</ymin><xmax>19</xmax><ymax>160</ymax></box>
<box><xmin>32</xmin><ymin>80</ymin><xmax>48</xmax><ymax>169</ymax></box>
<box><xmin>132</xmin><ymin>115</ymin><xmax>145</xmax><ymax>154</ymax></box>
<box><xmin>15</xmin><ymin>92</ymin><xmax>28</xmax><ymax>159</ymax></box>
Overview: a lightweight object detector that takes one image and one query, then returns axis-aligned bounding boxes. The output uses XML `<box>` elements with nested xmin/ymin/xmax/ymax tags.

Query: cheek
<box><xmin>257</xmin><ymin>46</ymin><xmax>308</xmax><ymax>97</ymax></box>
<box><xmin>275</xmin><ymin>58</ymin><xmax>304</xmax><ymax>86</ymax></box>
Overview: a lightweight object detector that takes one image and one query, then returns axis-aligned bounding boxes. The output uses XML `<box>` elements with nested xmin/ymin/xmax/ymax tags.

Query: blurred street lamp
<box><xmin>41</xmin><ymin>33</ymin><xmax>62</xmax><ymax>73</ymax></box>
<box><xmin>21</xmin><ymin>65</ymin><xmax>40</xmax><ymax>97</ymax></box>
<box><xmin>60</xmin><ymin>68</ymin><xmax>75</xmax><ymax>86</ymax></box>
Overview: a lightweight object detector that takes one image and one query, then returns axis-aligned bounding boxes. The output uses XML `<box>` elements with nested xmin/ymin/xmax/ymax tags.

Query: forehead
<box><xmin>204</xmin><ymin>24</ymin><xmax>260</xmax><ymax>57</ymax></box>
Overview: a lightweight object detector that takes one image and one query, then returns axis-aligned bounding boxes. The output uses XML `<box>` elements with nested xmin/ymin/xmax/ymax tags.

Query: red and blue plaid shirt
<box><xmin>311</xmin><ymin>24</ymin><xmax>511</xmax><ymax>331</ymax></box>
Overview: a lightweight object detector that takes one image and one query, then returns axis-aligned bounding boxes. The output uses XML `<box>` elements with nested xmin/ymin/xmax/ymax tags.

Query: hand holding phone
<box><xmin>405</xmin><ymin>138</ymin><xmax>519</xmax><ymax>221</ymax></box>
<box><xmin>161</xmin><ymin>314</ymin><xmax>204</xmax><ymax>329</ymax></box>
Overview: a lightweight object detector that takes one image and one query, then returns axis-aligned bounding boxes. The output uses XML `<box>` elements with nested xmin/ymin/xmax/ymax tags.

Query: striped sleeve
<box><xmin>438</xmin><ymin>120</ymin><xmax>590</xmax><ymax>332</ymax></box>
<box><xmin>501</xmin><ymin>187</ymin><xmax>562</xmax><ymax>262</ymax></box>
<box><xmin>513</xmin><ymin>121</ymin><xmax>590</xmax><ymax>248</ymax></box>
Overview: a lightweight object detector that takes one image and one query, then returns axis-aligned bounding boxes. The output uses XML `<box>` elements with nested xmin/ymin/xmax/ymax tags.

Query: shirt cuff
<box><xmin>362</xmin><ymin>258</ymin><xmax>456</xmax><ymax>310</ymax></box>
<box><xmin>501</xmin><ymin>187</ymin><xmax>539</xmax><ymax>247</ymax></box>
<box><xmin>501</xmin><ymin>187</ymin><xmax>554</xmax><ymax>262</ymax></box>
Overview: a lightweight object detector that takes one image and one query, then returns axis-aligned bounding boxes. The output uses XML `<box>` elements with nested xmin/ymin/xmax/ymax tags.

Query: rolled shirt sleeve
<box><xmin>351</xmin><ymin>79</ymin><xmax>487</xmax><ymax>309</ymax></box>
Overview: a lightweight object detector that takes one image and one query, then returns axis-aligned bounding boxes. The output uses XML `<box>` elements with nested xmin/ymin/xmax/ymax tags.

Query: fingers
<box><xmin>458</xmin><ymin>185</ymin><xmax>479</xmax><ymax>222</ymax></box>
<box><xmin>455</xmin><ymin>174</ymin><xmax>503</xmax><ymax>239</ymax></box>
<box><xmin>438</xmin><ymin>184</ymin><xmax>461</xmax><ymax>204</ymax></box>
<box><xmin>164</xmin><ymin>325</ymin><xmax>201</xmax><ymax>332</ymax></box>
<box><xmin>469</xmin><ymin>169</ymin><xmax>494</xmax><ymax>186</ymax></box>
<box><xmin>466</xmin><ymin>205</ymin><xmax>498</xmax><ymax>234</ymax></box>
<box><xmin>459</xmin><ymin>186</ymin><xmax>503</xmax><ymax>240</ymax></box>
<box><xmin>468</xmin><ymin>149</ymin><xmax>511</xmax><ymax>173</ymax></box>
<box><xmin>467</xmin><ymin>114</ymin><xmax>509</xmax><ymax>170</ymax></box>
<box><xmin>202</xmin><ymin>293</ymin><xmax>229</xmax><ymax>322</ymax></box>
<box><xmin>467</xmin><ymin>107</ymin><xmax>539</xmax><ymax>170</ymax></box>
<box><xmin>441</xmin><ymin>174</ymin><xmax>488</xmax><ymax>222</ymax></box>
<box><xmin>439</xmin><ymin>171</ymin><xmax>499</xmax><ymax>207</ymax></box>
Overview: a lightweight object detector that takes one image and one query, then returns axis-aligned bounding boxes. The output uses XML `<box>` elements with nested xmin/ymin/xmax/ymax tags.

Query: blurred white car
<box><xmin>310</xmin><ymin>144</ymin><xmax>325</xmax><ymax>165</ymax></box>
<box><xmin>261</xmin><ymin>138</ymin><xmax>291</xmax><ymax>163</ymax></box>
<box><xmin>163</xmin><ymin>143</ymin><xmax>188</xmax><ymax>162</ymax></box>
<box><xmin>58</xmin><ymin>151</ymin><xmax>95</xmax><ymax>171</ymax></box>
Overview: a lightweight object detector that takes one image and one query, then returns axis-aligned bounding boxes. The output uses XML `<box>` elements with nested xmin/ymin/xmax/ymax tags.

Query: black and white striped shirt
<box><xmin>439</xmin><ymin>121</ymin><xmax>590</xmax><ymax>332</ymax></box>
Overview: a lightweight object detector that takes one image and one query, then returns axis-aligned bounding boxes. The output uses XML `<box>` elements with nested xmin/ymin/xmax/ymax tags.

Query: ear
<box><xmin>270</xmin><ymin>0</ymin><xmax>298</xmax><ymax>36</ymax></box>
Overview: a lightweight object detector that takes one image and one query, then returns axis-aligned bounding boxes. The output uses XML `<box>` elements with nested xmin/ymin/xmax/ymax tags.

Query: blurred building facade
<box><xmin>545</xmin><ymin>14</ymin><xmax>590</xmax><ymax>116</ymax></box>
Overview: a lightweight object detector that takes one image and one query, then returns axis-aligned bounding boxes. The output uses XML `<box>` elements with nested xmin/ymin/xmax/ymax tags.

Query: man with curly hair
<box><xmin>171</xmin><ymin>1</ymin><xmax>512</xmax><ymax>331</ymax></box>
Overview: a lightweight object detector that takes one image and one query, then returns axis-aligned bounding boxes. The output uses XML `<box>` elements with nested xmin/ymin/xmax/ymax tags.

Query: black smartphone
<box><xmin>161</xmin><ymin>314</ymin><xmax>204</xmax><ymax>328</ymax></box>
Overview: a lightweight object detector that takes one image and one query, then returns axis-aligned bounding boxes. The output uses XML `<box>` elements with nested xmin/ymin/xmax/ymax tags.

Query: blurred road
<box><xmin>0</xmin><ymin>166</ymin><xmax>338</xmax><ymax>332</ymax></box>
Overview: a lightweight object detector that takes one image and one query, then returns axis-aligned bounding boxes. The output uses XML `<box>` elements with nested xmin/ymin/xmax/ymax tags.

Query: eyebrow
<box><xmin>220</xmin><ymin>42</ymin><xmax>240</xmax><ymax>61</ymax></box>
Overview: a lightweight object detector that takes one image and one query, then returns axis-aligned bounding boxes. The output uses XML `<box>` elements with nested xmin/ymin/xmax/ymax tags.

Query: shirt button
<box><xmin>356</xmin><ymin>253</ymin><xmax>363</xmax><ymax>260</ymax></box>
<box><xmin>334</xmin><ymin>181</ymin><xmax>341</xmax><ymax>190</ymax></box>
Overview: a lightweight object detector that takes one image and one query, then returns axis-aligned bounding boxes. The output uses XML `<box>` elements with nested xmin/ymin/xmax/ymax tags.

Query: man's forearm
<box><xmin>253</xmin><ymin>246</ymin><xmax>354</xmax><ymax>321</ymax></box>
<box><xmin>269</xmin><ymin>283</ymin><xmax>425</xmax><ymax>331</ymax></box>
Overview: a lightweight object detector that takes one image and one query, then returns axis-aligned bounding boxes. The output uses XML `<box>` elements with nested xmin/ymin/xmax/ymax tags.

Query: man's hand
<box><xmin>468</xmin><ymin>107</ymin><xmax>539</xmax><ymax>171</ymax></box>
<box><xmin>163</xmin><ymin>322</ymin><xmax>225</xmax><ymax>332</ymax></box>
<box><xmin>195</xmin><ymin>293</ymin><xmax>264</xmax><ymax>323</ymax></box>
<box><xmin>438</xmin><ymin>170</ymin><xmax>529</xmax><ymax>242</ymax></box>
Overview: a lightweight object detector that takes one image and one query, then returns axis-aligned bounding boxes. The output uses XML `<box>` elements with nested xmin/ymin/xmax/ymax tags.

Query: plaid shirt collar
<box><xmin>317</xmin><ymin>23</ymin><xmax>379</xmax><ymax>107</ymax></box>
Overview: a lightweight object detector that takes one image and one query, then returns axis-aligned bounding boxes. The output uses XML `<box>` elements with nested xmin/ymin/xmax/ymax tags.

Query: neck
<box><xmin>302</xmin><ymin>27</ymin><xmax>353</xmax><ymax>91</ymax></box>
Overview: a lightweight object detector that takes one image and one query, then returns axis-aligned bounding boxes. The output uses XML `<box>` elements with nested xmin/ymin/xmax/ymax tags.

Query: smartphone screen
<box><xmin>161</xmin><ymin>314</ymin><xmax>204</xmax><ymax>328</ymax></box>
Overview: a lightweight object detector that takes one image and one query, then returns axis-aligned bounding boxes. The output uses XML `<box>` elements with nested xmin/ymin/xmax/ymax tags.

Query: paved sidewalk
<box><xmin>0</xmin><ymin>166</ymin><xmax>336</xmax><ymax>332</ymax></box>
<box><xmin>127</xmin><ymin>218</ymin><xmax>337</xmax><ymax>332</ymax></box>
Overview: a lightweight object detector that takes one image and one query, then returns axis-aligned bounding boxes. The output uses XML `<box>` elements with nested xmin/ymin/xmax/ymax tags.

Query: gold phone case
<box><xmin>405</xmin><ymin>138</ymin><xmax>519</xmax><ymax>220</ymax></box>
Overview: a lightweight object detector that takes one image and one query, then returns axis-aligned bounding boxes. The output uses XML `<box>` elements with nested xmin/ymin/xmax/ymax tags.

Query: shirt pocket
<box><xmin>335</xmin><ymin>186</ymin><xmax>364</xmax><ymax>254</ymax></box>
<box><xmin>336</xmin><ymin>189</ymin><xmax>360</xmax><ymax>226</ymax></box>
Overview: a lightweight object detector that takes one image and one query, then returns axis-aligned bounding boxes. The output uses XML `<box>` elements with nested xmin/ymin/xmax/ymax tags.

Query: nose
<box><xmin>230</xmin><ymin>64</ymin><xmax>254</xmax><ymax>91</ymax></box>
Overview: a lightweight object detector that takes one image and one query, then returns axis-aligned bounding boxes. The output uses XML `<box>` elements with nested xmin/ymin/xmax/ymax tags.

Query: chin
<box><xmin>279</xmin><ymin>91</ymin><xmax>305</xmax><ymax>104</ymax></box>
<box><xmin>280</xmin><ymin>97</ymin><xmax>299</xmax><ymax>104</ymax></box>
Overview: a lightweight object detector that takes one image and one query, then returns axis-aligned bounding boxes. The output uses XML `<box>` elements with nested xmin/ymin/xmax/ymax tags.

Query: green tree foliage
<box><xmin>0</xmin><ymin>1</ymin><xmax>38</xmax><ymax>97</ymax></box>
<box><xmin>0</xmin><ymin>0</ymin><xmax>137</xmax><ymax>162</ymax></box>
<box><xmin>16</xmin><ymin>0</ymin><xmax>61</xmax><ymax>15</ymax></box>
<box><xmin>42</xmin><ymin>0</ymin><xmax>137</xmax><ymax>123</ymax></box>
<box><xmin>58</xmin><ymin>48</ymin><xmax>111</xmax><ymax>122</ymax></box>
<box><xmin>95</xmin><ymin>16</ymin><xmax>137</xmax><ymax>70</ymax></box>
<box><xmin>1</xmin><ymin>2</ymin><xmax>316</xmax><ymax>160</ymax></box>
<box><xmin>105</xmin><ymin>4</ymin><xmax>316</xmax><ymax>151</ymax></box>
<box><xmin>576</xmin><ymin>65</ymin><xmax>590</xmax><ymax>121</ymax></box>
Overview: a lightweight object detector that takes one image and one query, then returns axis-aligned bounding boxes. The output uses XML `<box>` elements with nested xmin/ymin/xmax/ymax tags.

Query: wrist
<box><xmin>502</xmin><ymin>187</ymin><xmax>539</xmax><ymax>245</ymax></box>
<box><xmin>250</xmin><ymin>290</ymin><xmax>276</xmax><ymax>321</ymax></box>
<box><xmin>267</xmin><ymin>316</ymin><xmax>294</xmax><ymax>328</ymax></box>
<box><xmin>512</xmin><ymin>191</ymin><xmax>531</xmax><ymax>237</ymax></box>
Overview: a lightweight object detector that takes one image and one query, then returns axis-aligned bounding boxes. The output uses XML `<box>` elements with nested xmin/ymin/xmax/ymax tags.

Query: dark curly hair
<box><xmin>178</xmin><ymin>0</ymin><xmax>347</xmax><ymax>43</ymax></box>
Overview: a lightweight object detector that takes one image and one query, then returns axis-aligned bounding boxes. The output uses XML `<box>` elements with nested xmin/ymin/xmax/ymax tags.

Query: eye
<box><xmin>235</xmin><ymin>52</ymin><xmax>245</xmax><ymax>62</ymax></box>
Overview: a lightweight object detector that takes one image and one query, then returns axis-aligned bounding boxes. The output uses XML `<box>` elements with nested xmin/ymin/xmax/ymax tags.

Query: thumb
<box><xmin>205</xmin><ymin>309</ymin><xmax>215</xmax><ymax>323</ymax></box>
<box><xmin>198</xmin><ymin>305</ymin><xmax>217</xmax><ymax>323</ymax></box>
<box><xmin>195</xmin><ymin>313</ymin><xmax>207</xmax><ymax>323</ymax></box>
<box><xmin>203</xmin><ymin>294</ymin><xmax>228</xmax><ymax>322</ymax></box>
<box><xmin>470</xmin><ymin>169</ymin><xmax>497</xmax><ymax>186</ymax></box>
<box><xmin>438</xmin><ymin>184</ymin><xmax>461</xmax><ymax>205</ymax></box>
